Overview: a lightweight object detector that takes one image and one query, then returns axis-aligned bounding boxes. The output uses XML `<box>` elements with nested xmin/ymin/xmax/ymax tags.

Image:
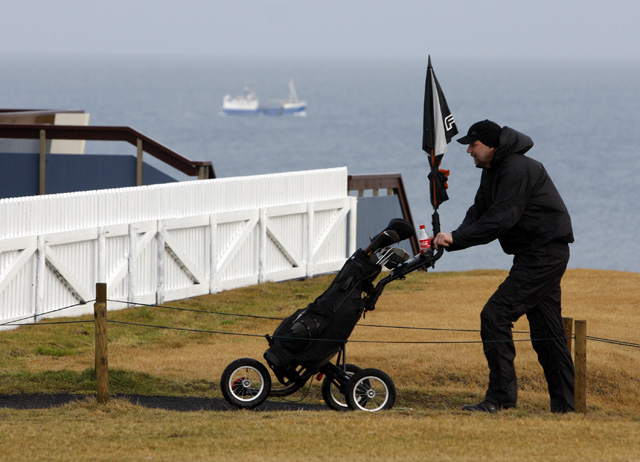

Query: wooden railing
<box><xmin>347</xmin><ymin>173</ymin><xmax>419</xmax><ymax>254</ymax></box>
<box><xmin>0</xmin><ymin>123</ymin><xmax>216</xmax><ymax>192</ymax></box>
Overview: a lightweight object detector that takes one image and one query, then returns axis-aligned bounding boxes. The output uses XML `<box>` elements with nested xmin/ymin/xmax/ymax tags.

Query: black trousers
<box><xmin>480</xmin><ymin>242</ymin><xmax>574</xmax><ymax>412</ymax></box>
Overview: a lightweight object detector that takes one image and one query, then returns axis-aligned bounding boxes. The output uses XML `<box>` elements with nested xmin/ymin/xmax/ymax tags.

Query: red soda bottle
<box><xmin>419</xmin><ymin>224</ymin><xmax>431</xmax><ymax>253</ymax></box>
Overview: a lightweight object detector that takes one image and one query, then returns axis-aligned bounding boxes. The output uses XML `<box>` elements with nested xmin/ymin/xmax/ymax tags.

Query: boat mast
<box><xmin>288</xmin><ymin>79</ymin><xmax>299</xmax><ymax>103</ymax></box>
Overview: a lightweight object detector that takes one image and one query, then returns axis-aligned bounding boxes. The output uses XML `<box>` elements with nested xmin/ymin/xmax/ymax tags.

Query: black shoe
<box><xmin>461</xmin><ymin>400</ymin><xmax>503</xmax><ymax>414</ymax></box>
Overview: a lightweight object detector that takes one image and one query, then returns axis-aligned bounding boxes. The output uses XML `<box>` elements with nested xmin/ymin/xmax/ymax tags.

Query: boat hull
<box><xmin>261</xmin><ymin>102</ymin><xmax>306</xmax><ymax>116</ymax></box>
<box><xmin>222</xmin><ymin>108</ymin><xmax>260</xmax><ymax>115</ymax></box>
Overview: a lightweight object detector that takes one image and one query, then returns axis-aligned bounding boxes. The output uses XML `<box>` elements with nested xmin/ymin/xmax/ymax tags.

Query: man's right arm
<box><xmin>446</xmin><ymin>188</ymin><xmax>484</xmax><ymax>251</ymax></box>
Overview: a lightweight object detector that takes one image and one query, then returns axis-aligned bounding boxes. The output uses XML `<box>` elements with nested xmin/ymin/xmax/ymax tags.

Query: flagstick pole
<box><xmin>430</xmin><ymin>148</ymin><xmax>441</xmax><ymax>237</ymax></box>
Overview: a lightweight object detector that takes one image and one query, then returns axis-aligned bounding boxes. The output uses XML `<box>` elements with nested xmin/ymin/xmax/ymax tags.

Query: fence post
<box><xmin>348</xmin><ymin>197</ymin><xmax>357</xmax><ymax>256</ymax></box>
<box><xmin>35</xmin><ymin>236</ymin><xmax>46</xmax><ymax>322</ymax></box>
<box><xmin>574</xmin><ymin>319</ymin><xmax>587</xmax><ymax>413</ymax></box>
<box><xmin>156</xmin><ymin>219</ymin><xmax>166</xmax><ymax>305</ymax></box>
<box><xmin>94</xmin><ymin>283</ymin><xmax>109</xmax><ymax>404</ymax></box>
<box><xmin>128</xmin><ymin>224</ymin><xmax>137</xmax><ymax>306</ymax></box>
<box><xmin>258</xmin><ymin>209</ymin><xmax>267</xmax><ymax>284</ymax></box>
<box><xmin>136</xmin><ymin>138</ymin><xmax>143</xmax><ymax>186</ymax></box>
<box><xmin>306</xmin><ymin>202</ymin><xmax>315</xmax><ymax>278</ymax></box>
<box><xmin>209</xmin><ymin>214</ymin><xmax>219</xmax><ymax>294</ymax></box>
<box><xmin>563</xmin><ymin>317</ymin><xmax>573</xmax><ymax>355</ymax></box>
<box><xmin>39</xmin><ymin>129</ymin><xmax>47</xmax><ymax>195</ymax></box>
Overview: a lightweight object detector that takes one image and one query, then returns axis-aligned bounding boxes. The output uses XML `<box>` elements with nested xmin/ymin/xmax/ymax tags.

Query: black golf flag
<box><xmin>422</xmin><ymin>55</ymin><xmax>458</xmax><ymax>157</ymax></box>
<box><xmin>422</xmin><ymin>55</ymin><xmax>457</xmax><ymax>212</ymax></box>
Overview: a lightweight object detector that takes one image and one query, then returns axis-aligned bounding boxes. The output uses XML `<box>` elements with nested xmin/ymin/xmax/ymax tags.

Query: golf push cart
<box><xmin>220</xmin><ymin>218</ymin><xmax>442</xmax><ymax>412</ymax></box>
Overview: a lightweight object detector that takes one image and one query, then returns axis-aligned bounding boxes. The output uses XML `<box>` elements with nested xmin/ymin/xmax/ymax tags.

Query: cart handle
<box><xmin>364</xmin><ymin>250</ymin><xmax>439</xmax><ymax>311</ymax></box>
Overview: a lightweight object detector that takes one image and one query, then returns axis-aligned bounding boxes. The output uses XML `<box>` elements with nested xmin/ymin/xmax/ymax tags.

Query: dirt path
<box><xmin>0</xmin><ymin>393</ymin><xmax>327</xmax><ymax>412</ymax></box>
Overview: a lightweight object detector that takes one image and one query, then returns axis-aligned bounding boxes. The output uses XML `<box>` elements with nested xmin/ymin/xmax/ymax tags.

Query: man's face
<box><xmin>467</xmin><ymin>140</ymin><xmax>496</xmax><ymax>168</ymax></box>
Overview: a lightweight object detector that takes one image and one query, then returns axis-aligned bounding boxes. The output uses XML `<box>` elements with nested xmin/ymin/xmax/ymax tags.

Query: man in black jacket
<box><xmin>432</xmin><ymin>120</ymin><xmax>575</xmax><ymax>413</ymax></box>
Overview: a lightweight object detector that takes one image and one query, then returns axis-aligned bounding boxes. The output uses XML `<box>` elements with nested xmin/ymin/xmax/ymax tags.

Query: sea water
<box><xmin>2</xmin><ymin>55</ymin><xmax>639</xmax><ymax>273</ymax></box>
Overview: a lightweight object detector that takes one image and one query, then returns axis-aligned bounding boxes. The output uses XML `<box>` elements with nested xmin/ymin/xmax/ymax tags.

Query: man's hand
<box><xmin>431</xmin><ymin>232</ymin><xmax>453</xmax><ymax>249</ymax></box>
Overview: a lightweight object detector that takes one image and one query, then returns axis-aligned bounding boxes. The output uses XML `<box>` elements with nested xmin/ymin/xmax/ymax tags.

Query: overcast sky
<box><xmin>2</xmin><ymin>0</ymin><xmax>638</xmax><ymax>60</ymax></box>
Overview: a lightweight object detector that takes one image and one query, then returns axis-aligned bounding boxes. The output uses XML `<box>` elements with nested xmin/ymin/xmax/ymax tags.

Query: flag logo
<box><xmin>444</xmin><ymin>114</ymin><xmax>456</xmax><ymax>132</ymax></box>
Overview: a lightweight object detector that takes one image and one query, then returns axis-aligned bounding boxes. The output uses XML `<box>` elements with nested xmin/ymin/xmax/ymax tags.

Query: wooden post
<box><xmin>563</xmin><ymin>317</ymin><xmax>573</xmax><ymax>355</ymax></box>
<box><xmin>39</xmin><ymin>129</ymin><xmax>47</xmax><ymax>195</ymax></box>
<box><xmin>94</xmin><ymin>283</ymin><xmax>109</xmax><ymax>404</ymax></box>
<box><xmin>136</xmin><ymin>138</ymin><xmax>143</xmax><ymax>186</ymax></box>
<box><xmin>574</xmin><ymin>320</ymin><xmax>587</xmax><ymax>413</ymax></box>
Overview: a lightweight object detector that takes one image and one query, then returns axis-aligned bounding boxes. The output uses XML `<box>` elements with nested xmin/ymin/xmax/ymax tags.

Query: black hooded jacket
<box><xmin>449</xmin><ymin>127</ymin><xmax>574</xmax><ymax>255</ymax></box>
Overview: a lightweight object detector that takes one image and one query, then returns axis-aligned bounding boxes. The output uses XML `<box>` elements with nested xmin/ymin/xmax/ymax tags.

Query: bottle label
<box><xmin>418</xmin><ymin>225</ymin><xmax>430</xmax><ymax>252</ymax></box>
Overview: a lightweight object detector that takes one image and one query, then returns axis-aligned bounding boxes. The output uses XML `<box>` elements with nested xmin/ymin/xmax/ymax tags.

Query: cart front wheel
<box><xmin>345</xmin><ymin>368</ymin><xmax>396</xmax><ymax>412</ymax></box>
<box><xmin>221</xmin><ymin>358</ymin><xmax>271</xmax><ymax>409</ymax></box>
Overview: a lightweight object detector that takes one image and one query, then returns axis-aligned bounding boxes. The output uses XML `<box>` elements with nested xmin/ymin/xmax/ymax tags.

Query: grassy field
<box><xmin>1</xmin><ymin>268</ymin><xmax>639</xmax><ymax>461</ymax></box>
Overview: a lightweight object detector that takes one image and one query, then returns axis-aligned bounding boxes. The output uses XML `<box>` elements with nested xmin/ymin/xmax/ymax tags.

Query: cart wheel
<box><xmin>321</xmin><ymin>363</ymin><xmax>361</xmax><ymax>411</ymax></box>
<box><xmin>221</xmin><ymin>358</ymin><xmax>271</xmax><ymax>409</ymax></box>
<box><xmin>345</xmin><ymin>368</ymin><xmax>396</xmax><ymax>412</ymax></box>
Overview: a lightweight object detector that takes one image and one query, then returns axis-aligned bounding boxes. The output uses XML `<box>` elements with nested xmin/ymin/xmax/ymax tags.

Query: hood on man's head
<box><xmin>457</xmin><ymin>120</ymin><xmax>502</xmax><ymax>147</ymax></box>
<box><xmin>497</xmin><ymin>126</ymin><xmax>534</xmax><ymax>156</ymax></box>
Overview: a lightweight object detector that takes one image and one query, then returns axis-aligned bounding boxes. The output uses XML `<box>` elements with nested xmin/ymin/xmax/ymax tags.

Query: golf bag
<box><xmin>264</xmin><ymin>219</ymin><xmax>414</xmax><ymax>385</ymax></box>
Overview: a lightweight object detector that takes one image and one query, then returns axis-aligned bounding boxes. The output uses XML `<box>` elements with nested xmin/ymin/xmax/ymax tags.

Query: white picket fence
<box><xmin>0</xmin><ymin>167</ymin><xmax>356</xmax><ymax>327</ymax></box>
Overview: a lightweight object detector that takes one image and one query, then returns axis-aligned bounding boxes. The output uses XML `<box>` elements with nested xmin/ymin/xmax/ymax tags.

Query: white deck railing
<box><xmin>0</xmin><ymin>168</ymin><xmax>356</xmax><ymax>327</ymax></box>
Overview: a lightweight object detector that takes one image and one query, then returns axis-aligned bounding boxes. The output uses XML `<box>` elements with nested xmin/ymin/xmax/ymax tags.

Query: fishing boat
<box><xmin>281</xmin><ymin>79</ymin><xmax>307</xmax><ymax>114</ymax></box>
<box><xmin>222</xmin><ymin>87</ymin><xmax>260</xmax><ymax>115</ymax></box>
<box><xmin>261</xmin><ymin>79</ymin><xmax>307</xmax><ymax>116</ymax></box>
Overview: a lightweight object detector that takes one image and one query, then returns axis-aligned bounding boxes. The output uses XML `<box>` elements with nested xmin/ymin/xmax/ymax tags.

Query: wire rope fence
<box><xmin>6</xmin><ymin>297</ymin><xmax>638</xmax><ymax>350</ymax></box>
<box><xmin>3</xmin><ymin>283</ymin><xmax>640</xmax><ymax>412</ymax></box>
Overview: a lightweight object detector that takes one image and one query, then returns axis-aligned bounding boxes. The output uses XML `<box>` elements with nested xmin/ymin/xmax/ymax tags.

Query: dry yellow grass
<box><xmin>1</xmin><ymin>268</ymin><xmax>639</xmax><ymax>461</ymax></box>
<box><xmin>1</xmin><ymin>400</ymin><xmax>639</xmax><ymax>462</ymax></box>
